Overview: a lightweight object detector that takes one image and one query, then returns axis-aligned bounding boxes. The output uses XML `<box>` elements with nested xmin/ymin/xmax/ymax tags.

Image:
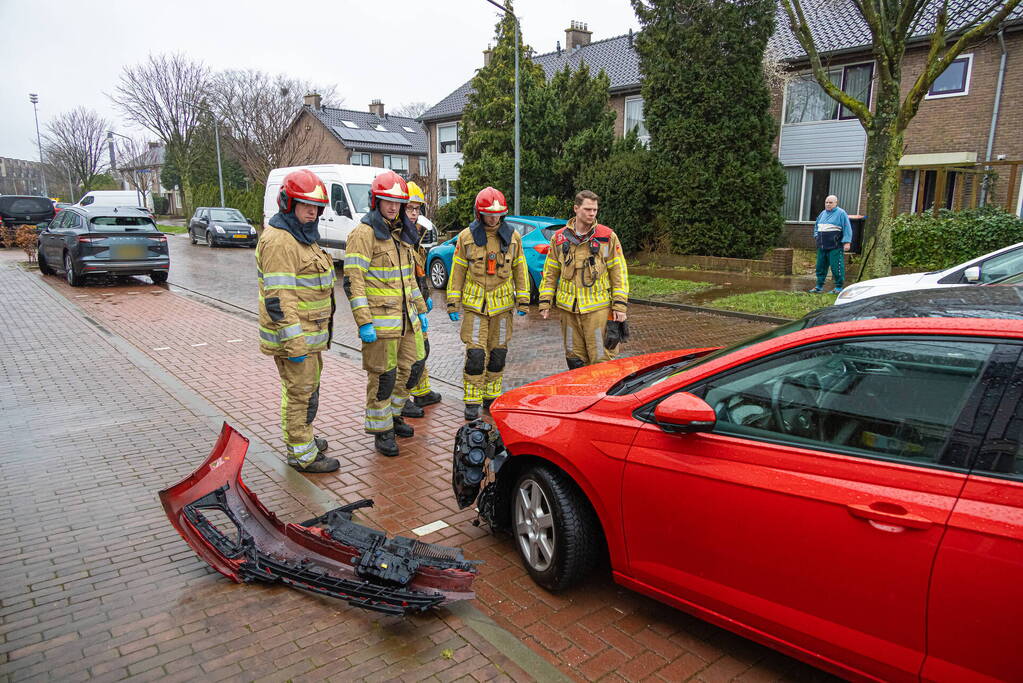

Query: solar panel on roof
<box><xmin>330</xmin><ymin>127</ymin><xmax>412</xmax><ymax>146</ymax></box>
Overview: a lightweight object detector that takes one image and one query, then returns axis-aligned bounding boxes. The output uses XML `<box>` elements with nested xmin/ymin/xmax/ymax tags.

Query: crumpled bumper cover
<box><xmin>159</xmin><ymin>423</ymin><xmax>477</xmax><ymax>616</ymax></box>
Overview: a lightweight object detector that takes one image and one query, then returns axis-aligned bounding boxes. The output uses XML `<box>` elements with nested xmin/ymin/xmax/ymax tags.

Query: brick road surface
<box><xmin>1</xmin><ymin>245</ymin><xmax>834</xmax><ymax>682</ymax></box>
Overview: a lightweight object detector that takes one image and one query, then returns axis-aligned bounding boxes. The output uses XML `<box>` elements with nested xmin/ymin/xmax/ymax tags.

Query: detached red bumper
<box><xmin>159</xmin><ymin>423</ymin><xmax>477</xmax><ymax>615</ymax></box>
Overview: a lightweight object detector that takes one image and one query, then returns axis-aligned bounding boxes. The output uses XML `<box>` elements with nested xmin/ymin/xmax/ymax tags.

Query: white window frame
<box><xmin>784</xmin><ymin>164</ymin><xmax>864</xmax><ymax>223</ymax></box>
<box><xmin>383</xmin><ymin>154</ymin><xmax>408</xmax><ymax>173</ymax></box>
<box><xmin>624</xmin><ymin>96</ymin><xmax>650</xmax><ymax>146</ymax></box>
<box><xmin>373</xmin><ymin>124</ymin><xmax>387</xmax><ymax>132</ymax></box>
<box><xmin>1016</xmin><ymin>171</ymin><xmax>1022</xmax><ymax>218</ymax></box>
<box><xmin>781</xmin><ymin>60</ymin><xmax>875</xmax><ymax>126</ymax></box>
<box><xmin>341</xmin><ymin>120</ymin><xmax>359</xmax><ymax>129</ymax></box>
<box><xmin>437</xmin><ymin>123</ymin><xmax>460</xmax><ymax>154</ymax></box>
<box><xmin>925</xmin><ymin>53</ymin><xmax>973</xmax><ymax>100</ymax></box>
<box><xmin>350</xmin><ymin>152</ymin><xmax>370</xmax><ymax>166</ymax></box>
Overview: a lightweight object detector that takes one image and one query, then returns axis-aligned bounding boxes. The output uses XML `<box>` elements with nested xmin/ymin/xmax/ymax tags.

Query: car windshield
<box><xmin>348</xmin><ymin>184</ymin><xmax>371</xmax><ymax>214</ymax></box>
<box><xmin>90</xmin><ymin>216</ymin><xmax>157</xmax><ymax>231</ymax></box>
<box><xmin>0</xmin><ymin>197</ymin><xmax>52</xmax><ymax>214</ymax></box>
<box><xmin>209</xmin><ymin>209</ymin><xmax>245</xmax><ymax>222</ymax></box>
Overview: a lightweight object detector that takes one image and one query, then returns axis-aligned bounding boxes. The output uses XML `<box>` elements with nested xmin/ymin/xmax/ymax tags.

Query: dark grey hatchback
<box><xmin>188</xmin><ymin>206</ymin><xmax>256</xmax><ymax>247</ymax></box>
<box><xmin>37</xmin><ymin>206</ymin><xmax>170</xmax><ymax>286</ymax></box>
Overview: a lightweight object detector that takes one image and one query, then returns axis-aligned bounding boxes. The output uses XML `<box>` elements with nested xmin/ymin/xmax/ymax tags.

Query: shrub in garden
<box><xmin>891</xmin><ymin>206</ymin><xmax>1023</xmax><ymax>270</ymax></box>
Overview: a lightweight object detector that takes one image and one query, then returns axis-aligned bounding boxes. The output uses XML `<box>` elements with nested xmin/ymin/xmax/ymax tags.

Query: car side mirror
<box><xmin>534</xmin><ymin>244</ymin><xmax>550</xmax><ymax>255</ymax></box>
<box><xmin>334</xmin><ymin>201</ymin><xmax>351</xmax><ymax>218</ymax></box>
<box><xmin>964</xmin><ymin>265</ymin><xmax>980</xmax><ymax>283</ymax></box>
<box><xmin>653</xmin><ymin>392</ymin><xmax>716</xmax><ymax>433</ymax></box>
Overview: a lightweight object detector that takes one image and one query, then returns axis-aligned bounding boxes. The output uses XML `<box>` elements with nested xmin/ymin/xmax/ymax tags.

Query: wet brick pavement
<box><xmin>1</xmin><ymin>243</ymin><xmax>834</xmax><ymax>682</ymax></box>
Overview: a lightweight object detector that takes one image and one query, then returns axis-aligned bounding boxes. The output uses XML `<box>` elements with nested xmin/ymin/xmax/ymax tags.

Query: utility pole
<box><xmin>29</xmin><ymin>93</ymin><xmax>48</xmax><ymax>196</ymax></box>
<box><xmin>191</xmin><ymin>101</ymin><xmax>225</xmax><ymax>207</ymax></box>
<box><xmin>483</xmin><ymin>0</ymin><xmax>520</xmax><ymax>215</ymax></box>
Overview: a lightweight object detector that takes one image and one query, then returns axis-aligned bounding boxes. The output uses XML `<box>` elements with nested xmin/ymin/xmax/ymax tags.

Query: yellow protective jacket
<box><xmin>538</xmin><ymin>219</ymin><xmax>628</xmax><ymax>314</ymax></box>
<box><xmin>256</xmin><ymin>225</ymin><xmax>336</xmax><ymax>357</ymax></box>
<box><xmin>446</xmin><ymin>220</ymin><xmax>529</xmax><ymax>316</ymax></box>
<box><xmin>343</xmin><ymin>210</ymin><xmax>428</xmax><ymax>338</ymax></box>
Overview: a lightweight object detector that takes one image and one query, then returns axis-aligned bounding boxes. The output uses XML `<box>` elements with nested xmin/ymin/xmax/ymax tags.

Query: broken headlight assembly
<box><xmin>452</xmin><ymin>419</ymin><xmax>509</xmax><ymax>528</ymax></box>
<box><xmin>160</xmin><ymin>423</ymin><xmax>478</xmax><ymax>616</ymax></box>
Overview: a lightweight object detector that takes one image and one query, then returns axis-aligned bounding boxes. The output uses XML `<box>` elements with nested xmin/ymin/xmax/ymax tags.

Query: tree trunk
<box><xmin>858</xmin><ymin>77</ymin><xmax>904</xmax><ymax>280</ymax></box>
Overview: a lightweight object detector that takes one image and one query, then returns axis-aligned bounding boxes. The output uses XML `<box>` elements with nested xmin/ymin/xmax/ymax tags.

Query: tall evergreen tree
<box><xmin>633</xmin><ymin>0</ymin><xmax>785</xmax><ymax>258</ymax></box>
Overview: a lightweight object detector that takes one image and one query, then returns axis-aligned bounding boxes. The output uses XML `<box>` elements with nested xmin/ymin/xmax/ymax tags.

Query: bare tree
<box><xmin>392</xmin><ymin>101</ymin><xmax>431</xmax><ymax>119</ymax></box>
<box><xmin>210</xmin><ymin>69</ymin><xmax>343</xmax><ymax>184</ymax></box>
<box><xmin>110</xmin><ymin>53</ymin><xmax>211</xmax><ymax>215</ymax></box>
<box><xmin>114</xmin><ymin>137</ymin><xmax>158</xmax><ymax>209</ymax></box>
<box><xmin>42</xmin><ymin>107</ymin><xmax>110</xmax><ymax>195</ymax></box>
<box><xmin>779</xmin><ymin>0</ymin><xmax>1021</xmax><ymax>278</ymax></box>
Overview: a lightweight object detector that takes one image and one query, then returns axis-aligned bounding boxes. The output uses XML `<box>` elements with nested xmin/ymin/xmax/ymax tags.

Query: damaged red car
<box><xmin>454</xmin><ymin>286</ymin><xmax>1023</xmax><ymax>682</ymax></box>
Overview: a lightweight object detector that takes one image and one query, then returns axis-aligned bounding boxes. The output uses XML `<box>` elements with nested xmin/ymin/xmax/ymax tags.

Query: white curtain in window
<box><xmin>783</xmin><ymin>167</ymin><xmax>802</xmax><ymax>221</ymax></box>
<box><xmin>625</xmin><ymin>99</ymin><xmax>649</xmax><ymax>141</ymax></box>
<box><xmin>840</xmin><ymin>65</ymin><xmax>872</xmax><ymax>118</ymax></box>
<box><xmin>785</xmin><ymin>72</ymin><xmax>841</xmax><ymax>123</ymax></box>
<box><xmin>829</xmin><ymin>168</ymin><xmax>861</xmax><ymax>214</ymax></box>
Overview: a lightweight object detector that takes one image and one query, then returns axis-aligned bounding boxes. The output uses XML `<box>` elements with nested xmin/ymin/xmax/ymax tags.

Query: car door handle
<box><xmin>846</xmin><ymin>502</ymin><xmax>933</xmax><ymax>531</ymax></box>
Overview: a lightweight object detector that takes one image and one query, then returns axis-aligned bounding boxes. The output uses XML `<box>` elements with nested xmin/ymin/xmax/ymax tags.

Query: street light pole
<box><xmin>108</xmin><ymin>131</ymin><xmax>144</xmax><ymax>209</ymax></box>
<box><xmin>190</xmin><ymin>101</ymin><xmax>226</xmax><ymax>208</ymax></box>
<box><xmin>484</xmin><ymin>0</ymin><xmax>520</xmax><ymax>215</ymax></box>
<box><xmin>29</xmin><ymin>93</ymin><xmax>49</xmax><ymax>196</ymax></box>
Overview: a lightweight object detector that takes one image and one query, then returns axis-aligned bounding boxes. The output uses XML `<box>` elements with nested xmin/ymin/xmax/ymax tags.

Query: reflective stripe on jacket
<box><xmin>343</xmin><ymin>216</ymin><xmax>427</xmax><ymax>339</ymax></box>
<box><xmin>539</xmin><ymin>220</ymin><xmax>628</xmax><ymax>314</ymax></box>
<box><xmin>446</xmin><ymin>222</ymin><xmax>529</xmax><ymax>316</ymax></box>
<box><xmin>256</xmin><ymin>226</ymin><xmax>336</xmax><ymax>357</ymax></box>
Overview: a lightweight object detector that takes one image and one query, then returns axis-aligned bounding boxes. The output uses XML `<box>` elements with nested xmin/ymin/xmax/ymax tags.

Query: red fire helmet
<box><xmin>369</xmin><ymin>171</ymin><xmax>410</xmax><ymax>210</ymax></box>
<box><xmin>277</xmin><ymin>169</ymin><xmax>328</xmax><ymax>215</ymax></box>
<box><xmin>474</xmin><ymin>187</ymin><xmax>508</xmax><ymax>221</ymax></box>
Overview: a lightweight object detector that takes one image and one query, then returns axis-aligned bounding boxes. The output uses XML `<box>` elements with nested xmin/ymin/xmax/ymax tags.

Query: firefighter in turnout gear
<box><xmin>257</xmin><ymin>168</ymin><xmax>340</xmax><ymax>473</ymax></box>
<box><xmin>343</xmin><ymin>171</ymin><xmax>429</xmax><ymax>457</ymax></box>
<box><xmin>447</xmin><ymin>187</ymin><xmax>530</xmax><ymax>420</ymax></box>
<box><xmin>539</xmin><ymin>190</ymin><xmax>629</xmax><ymax>368</ymax></box>
<box><xmin>401</xmin><ymin>181</ymin><xmax>443</xmax><ymax>418</ymax></box>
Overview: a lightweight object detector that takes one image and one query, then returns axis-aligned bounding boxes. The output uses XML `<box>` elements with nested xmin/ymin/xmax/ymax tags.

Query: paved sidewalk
<box><xmin>1</xmin><ymin>250</ymin><xmax>832</xmax><ymax>682</ymax></box>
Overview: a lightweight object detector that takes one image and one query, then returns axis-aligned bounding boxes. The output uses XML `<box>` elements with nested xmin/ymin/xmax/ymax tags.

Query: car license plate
<box><xmin>114</xmin><ymin>245</ymin><xmax>146</xmax><ymax>259</ymax></box>
<box><xmin>232</xmin><ymin>234</ymin><xmax>247</xmax><ymax>239</ymax></box>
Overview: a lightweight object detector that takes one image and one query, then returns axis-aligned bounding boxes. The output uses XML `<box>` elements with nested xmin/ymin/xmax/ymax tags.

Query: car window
<box><xmin>347</xmin><ymin>184</ymin><xmax>371</xmax><ymax>214</ymax></box>
<box><xmin>505</xmin><ymin>220</ymin><xmax>535</xmax><ymax>236</ymax></box>
<box><xmin>979</xmin><ymin>247</ymin><xmax>1023</xmax><ymax>283</ymax></box>
<box><xmin>80</xmin><ymin>196</ymin><xmax>94</xmax><ymax>206</ymax></box>
<box><xmin>331</xmin><ymin>184</ymin><xmax>350</xmax><ymax>217</ymax></box>
<box><xmin>209</xmin><ymin>209</ymin><xmax>245</xmax><ymax>222</ymax></box>
<box><xmin>0</xmin><ymin>197</ymin><xmax>52</xmax><ymax>214</ymax></box>
<box><xmin>90</xmin><ymin>216</ymin><xmax>157</xmax><ymax>231</ymax></box>
<box><xmin>541</xmin><ymin>226</ymin><xmax>563</xmax><ymax>240</ymax></box>
<box><xmin>695</xmin><ymin>338</ymin><xmax>994</xmax><ymax>468</ymax></box>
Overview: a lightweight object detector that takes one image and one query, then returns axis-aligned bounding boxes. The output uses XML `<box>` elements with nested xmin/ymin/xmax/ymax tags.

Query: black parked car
<box><xmin>188</xmin><ymin>207</ymin><xmax>256</xmax><ymax>247</ymax></box>
<box><xmin>0</xmin><ymin>195</ymin><xmax>55</xmax><ymax>245</ymax></box>
<box><xmin>37</xmin><ymin>206</ymin><xmax>169</xmax><ymax>286</ymax></box>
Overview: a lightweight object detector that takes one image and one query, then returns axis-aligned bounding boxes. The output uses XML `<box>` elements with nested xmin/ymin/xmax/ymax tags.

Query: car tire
<box><xmin>151</xmin><ymin>271</ymin><xmax>168</xmax><ymax>284</ymax></box>
<box><xmin>64</xmin><ymin>252</ymin><xmax>83</xmax><ymax>287</ymax></box>
<box><xmin>512</xmin><ymin>464</ymin><xmax>599</xmax><ymax>591</ymax></box>
<box><xmin>429</xmin><ymin>259</ymin><xmax>448</xmax><ymax>289</ymax></box>
<box><xmin>206</xmin><ymin>231</ymin><xmax>216</xmax><ymax>248</ymax></box>
<box><xmin>189</xmin><ymin>229</ymin><xmax>197</xmax><ymax>245</ymax></box>
<box><xmin>38</xmin><ymin>249</ymin><xmax>54</xmax><ymax>275</ymax></box>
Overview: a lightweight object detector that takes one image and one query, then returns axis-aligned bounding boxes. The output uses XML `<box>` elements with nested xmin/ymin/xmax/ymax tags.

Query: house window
<box><xmin>914</xmin><ymin>170</ymin><xmax>959</xmax><ymax>212</ymax></box>
<box><xmin>402</xmin><ymin>126</ymin><xmax>416</xmax><ymax>133</ymax></box>
<box><xmin>782</xmin><ymin>166</ymin><xmax>862</xmax><ymax>221</ymax></box>
<box><xmin>784</xmin><ymin>63</ymin><xmax>874</xmax><ymax>124</ymax></box>
<box><xmin>438</xmin><ymin>123</ymin><xmax>461</xmax><ymax>153</ymax></box>
<box><xmin>926</xmin><ymin>54</ymin><xmax>973</xmax><ymax>99</ymax></box>
<box><xmin>350</xmin><ymin>152</ymin><xmax>370</xmax><ymax>166</ymax></box>
<box><xmin>383</xmin><ymin>155</ymin><xmax>408</xmax><ymax>173</ymax></box>
<box><xmin>625</xmin><ymin>97</ymin><xmax>649</xmax><ymax>145</ymax></box>
<box><xmin>341</xmin><ymin>120</ymin><xmax>359</xmax><ymax>129</ymax></box>
<box><xmin>419</xmin><ymin>157</ymin><xmax>428</xmax><ymax>176</ymax></box>
<box><xmin>373</xmin><ymin>124</ymin><xmax>387</xmax><ymax>132</ymax></box>
<box><xmin>439</xmin><ymin>179</ymin><xmax>457</xmax><ymax>207</ymax></box>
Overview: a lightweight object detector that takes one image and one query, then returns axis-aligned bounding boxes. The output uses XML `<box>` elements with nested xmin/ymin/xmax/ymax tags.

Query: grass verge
<box><xmin>707</xmin><ymin>290</ymin><xmax>836</xmax><ymax>319</ymax></box>
<box><xmin>630</xmin><ymin>275</ymin><xmax>714</xmax><ymax>300</ymax></box>
<box><xmin>158</xmin><ymin>224</ymin><xmax>188</xmax><ymax>234</ymax></box>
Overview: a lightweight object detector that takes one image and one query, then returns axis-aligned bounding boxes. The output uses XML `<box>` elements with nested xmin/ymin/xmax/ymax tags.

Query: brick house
<box><xmin>284</xmin><ymin>95</ymin><xmax>429</xmax><ymax>178</ymax></box>
<box><xmin>420</xmin><ymin>22</ymin><xmax>647</xmax><ymax>207</ymax></box>
<box><xmin>423</xmin><ymin>7</ymin><xmax>1022</xmax><ymax>246</ymax></box>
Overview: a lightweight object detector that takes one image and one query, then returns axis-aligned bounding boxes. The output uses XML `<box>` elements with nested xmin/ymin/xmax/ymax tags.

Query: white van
<box><xmin>76</xmin><ymin>190</ymin><xmax>152</xmax><ymax>212</ymax></box>
<box><xmin>264</xmin><ymin>164</ymin><xmax>386</xmax><ymax>262</ymax></box>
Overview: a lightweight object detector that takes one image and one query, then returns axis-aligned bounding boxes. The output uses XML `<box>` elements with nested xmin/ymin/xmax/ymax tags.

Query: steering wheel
<box><xmin>770</xmin><ymin>377</ymin><xmax>820</xmax><ymax>438</ymax></box>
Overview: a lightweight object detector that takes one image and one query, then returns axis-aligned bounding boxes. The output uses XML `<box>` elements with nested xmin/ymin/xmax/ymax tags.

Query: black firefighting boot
<box><xmin>291</xmin><ymin>451</ymin><xmax>340</xmax><ymax>474</ymax></box>
<box><xmin>413</xmin><ymin>391</ymin><xmax>442</xmax><ymax>407</ymax></box>
<box><xmin>464</xmin><ymin>404</ymin><xmax>481</xmax><ymax>421</ymax></box>
<box><xmin>314</xmin><ymin>436</ymin><xmax>329</xmax><ymax>453</ymax></box>
<box><xmin>393</xmin><ymin>416</ymin><xmax>415</xmax><ymax>438</ymax></box>
<box><xmin>401</xmin><ymin>399</ymin><xmax>425</xmax><ymax>418</ymax></box>
<box><xmin>374</xmin><ymin>430</ymin><xmax>399</xmax><ymax>457</ymax></box>
<box><xmin>482</xmin><ymin>398</ymin><xmax>495</xmax><ymax>412</ymax></box>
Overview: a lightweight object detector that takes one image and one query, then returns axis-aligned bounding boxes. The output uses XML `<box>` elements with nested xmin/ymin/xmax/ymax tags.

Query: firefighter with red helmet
<box><xmin>257</xmin><ymin>168</ymin><xmax>340</xmax><ymax>473</ymax></box>
<box><xmin>343</xmin><ymin>171</ymin><xmax>429</xmax><ymax>457</ymax></box>
<box><xmin>446</xmin><ymin>187</ymin><xmax>529</xmax><ymax>420</ymax></box>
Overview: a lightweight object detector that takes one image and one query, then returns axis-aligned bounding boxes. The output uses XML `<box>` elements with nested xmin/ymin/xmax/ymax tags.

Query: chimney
<box><xmin>369</xmin><ymin>99</ymin><xmax>385</xmax><ymax>117</ymax></box>
<box><xmin>483</xmin><ymin>45</ymin><xmax>493</xmax><ymax>67</ymax></box>
<box><xmin>565</xmin><ymin>20</ymin><xmax>591</xmax><ymax>51</ymax></box>
<box><xmin>304</xmin><ymin>92</ymin><xmax>322</xmax><ymax>110</ymax></box>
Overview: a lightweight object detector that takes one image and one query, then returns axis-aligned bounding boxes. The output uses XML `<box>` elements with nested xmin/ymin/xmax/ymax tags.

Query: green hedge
<box><xmin>891</xmin><ymin>206</ymin><xmax>1023</xmax><ymax>270</ymax></box>
<box><xmin>574</xmin><ymin>143</ymin><xmax>656</xmax><ymax>253</ymax></box>
<box><xmin>190</xmin><ymin>184</ymin><xmax>264</xmax><ymax>223</ymax></box>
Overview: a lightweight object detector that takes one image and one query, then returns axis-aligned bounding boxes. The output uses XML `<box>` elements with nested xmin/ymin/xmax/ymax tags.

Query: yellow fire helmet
<box><xmin>407</xmin><ymin>181</ymin><xmax>426</xmax><ymax>207</ymax></box>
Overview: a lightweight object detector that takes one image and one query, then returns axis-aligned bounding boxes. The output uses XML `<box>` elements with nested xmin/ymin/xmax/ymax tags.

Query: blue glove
<box><xmin>418</xmin><ymin>313</ymin><xmax>429</xmax><ymax>332</ymax></box>
<box><xmin>358</xmin><ymin>323</ymin><xmax>377</xmax><ymax>343</ymax></box>
<box><xmin>426</xmin><ymin>297</ymin><xmax>433</xmax><ymax>312</ymax></box>
<box><xmin>288</xmin><ymin>355</ymin><xmax>307</xmax><ymax>363</ymax></box>
<box><xmin>449</xmin><ymin>311</ymin><xmax>460</xmax><ymax>322</ymax></box>
<box><xmin>517</xmin><ymin>310</ymin><xmax>527</xmax><ymax>316</ymax></box>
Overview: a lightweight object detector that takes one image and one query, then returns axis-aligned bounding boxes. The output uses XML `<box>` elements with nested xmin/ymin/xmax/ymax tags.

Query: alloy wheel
<box><xmin>430</xmin><ymin>260</ymin><xmax>448</xmax><ymax>289</ymax></box>
<box><xmin>514</xmin><ymin>477</ymin><xmax>556</xmax><ymax>572</ymax></box>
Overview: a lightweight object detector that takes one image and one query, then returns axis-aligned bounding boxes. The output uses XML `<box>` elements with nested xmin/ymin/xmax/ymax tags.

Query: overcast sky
<box><xmin>0</xmin><ymin>0</ymin><xmax>641</xmax><ymax>161</ymax></box>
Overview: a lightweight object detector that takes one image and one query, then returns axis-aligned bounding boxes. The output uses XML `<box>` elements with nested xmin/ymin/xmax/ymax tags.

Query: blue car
<box><xmin>426</xmin><ymin>216</ymin><xmax>566</xmax><ymax>302</ymax></box>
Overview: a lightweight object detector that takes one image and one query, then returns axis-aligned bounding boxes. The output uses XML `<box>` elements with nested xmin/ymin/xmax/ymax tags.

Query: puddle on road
<box><xmin>629</xmin><ymin>266</ymin><xmax>817</xmax><ymax>304</ymax></box>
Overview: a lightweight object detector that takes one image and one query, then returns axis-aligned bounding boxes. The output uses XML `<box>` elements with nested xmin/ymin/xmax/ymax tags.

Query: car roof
<box><xmin>805</xmin><ymin>284</ymin><xmax>1023</xmax><ymax>326</ymax></box>
<box><xmin>506</xmin><ymin>215</ymin><xmax>566</xmax><ymax>227</ymax></box>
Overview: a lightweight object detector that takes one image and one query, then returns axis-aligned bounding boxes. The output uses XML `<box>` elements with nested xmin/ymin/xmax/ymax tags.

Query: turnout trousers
<box><xmin>562</xmin><ymin>308</ymin><xmax>615</xmax><ymax>368</ymax></box>
<box><xmin>362</xmin><ymin>330</ymin><xmax>426</xmax><ymax>434</ymax></box>
<box><xmin>273</xmin><ymin>352</ymin><xmax>323</xmax><ymax>466</ymax></box>
<box><xmin>460</xmin><ymin>310</ymin><xmax>513</xmax><ymax>406</ymax></box>
<box><xmin>409</xmin><ymin>331</ymin><xmax>434</xmax><ymax>397</ymax></box>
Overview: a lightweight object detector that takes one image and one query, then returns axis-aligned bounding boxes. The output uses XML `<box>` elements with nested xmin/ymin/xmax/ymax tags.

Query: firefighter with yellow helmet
<box><xmin>343</xmin><ymin>171</ymin><xmax>429</xmax><ymax>457</ymax></box>
<box><xmin>539</xmin><ymin>190</ymin><xmax>629</xmax><ymax>367</ymax></box>
<box><xmin>401</xmin><ymin>181</ymin><xmax>443</xmax><ymax>418</ymax></box>
<box><xmin>257</xmin><ymin>168</ymin><xmax>340</xmax><ymax>473</ymax></box>
<box><xmin>446</xmin><ymin>187</ymin><xmax>529</xmax><ymax>420</ymax></box>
